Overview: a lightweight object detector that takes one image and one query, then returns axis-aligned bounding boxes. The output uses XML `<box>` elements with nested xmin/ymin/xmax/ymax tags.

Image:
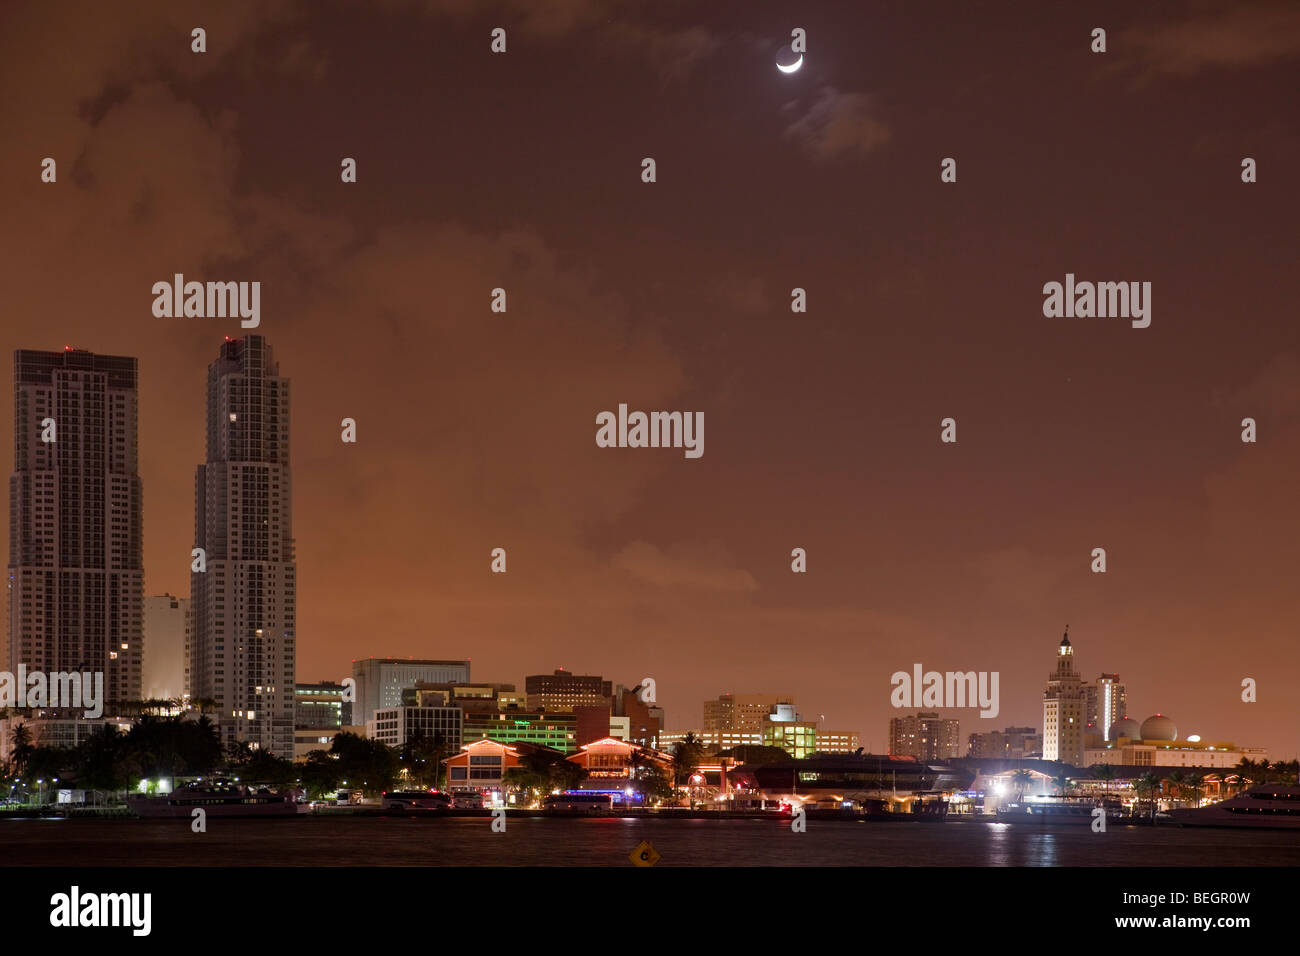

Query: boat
<box><xmin>995</xmin><ymin>797</ymin><xmax>1120</xmax><ymax>825</ymax></box>
<box><xmin>126</xmin><ymin>780</ymin><xmax>302</xmax><ymax>818</ymax></box>
<box><xmin>542</xmin><ymin>792</ymin><xmax>614</xmax><ymax>812</ymax></box>
<box><xmin>381</xmin><ymin>789</ymin><xmax>452</xmax><ymax>811</ymax></box>
<box><xmin>1169</xmin><ymin>784</ymin><xmax>1300</xmax><ymax>829</ymax></box>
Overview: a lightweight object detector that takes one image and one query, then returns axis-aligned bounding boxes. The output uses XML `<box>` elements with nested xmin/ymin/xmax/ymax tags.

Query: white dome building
<box><xmin>1139</xmin><ymin>714</ymin><xmax>1178</xmax><ymax>742</ymax></box>
<box><xmin>1107</xmin><ymin>717</ymin><xmax>1141</xmax><ymax>741</ymax></box>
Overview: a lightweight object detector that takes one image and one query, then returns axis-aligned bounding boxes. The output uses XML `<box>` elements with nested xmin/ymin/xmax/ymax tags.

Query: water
<box><xmin>4</xmin><ymin>816</ymin><xmax>1299</xmax><ymax>866</ymax></box>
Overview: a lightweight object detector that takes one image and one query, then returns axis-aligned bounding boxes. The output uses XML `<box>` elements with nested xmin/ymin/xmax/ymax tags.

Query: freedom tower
<box><xmin>190</xmin><ymin>336</ymin><xmax>295</xmax><ymax>756</ymax></box>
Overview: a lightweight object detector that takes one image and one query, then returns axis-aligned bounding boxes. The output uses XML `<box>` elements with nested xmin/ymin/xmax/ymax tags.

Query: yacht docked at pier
<box><xmin>1169</xmin><ymin>784</ymin><xmax>1300</xmax><ymax>829</ymax></box>
<box><xmin>126</xmin><ymin>780</ymin><xmax>303</xmax><ymax>818</ymax></box>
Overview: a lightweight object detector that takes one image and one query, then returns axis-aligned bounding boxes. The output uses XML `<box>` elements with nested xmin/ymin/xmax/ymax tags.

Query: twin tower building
<box><xmin>7</xmin><ymin>336</ymin><xmax>295</xmax><ymax>756</ymax></box>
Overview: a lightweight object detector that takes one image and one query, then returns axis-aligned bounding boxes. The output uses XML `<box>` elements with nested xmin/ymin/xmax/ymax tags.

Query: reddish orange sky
<box><xmin>2</xmin><ymin>1</ymin><xmax>1298</xmax><ymax>757</ymax></box>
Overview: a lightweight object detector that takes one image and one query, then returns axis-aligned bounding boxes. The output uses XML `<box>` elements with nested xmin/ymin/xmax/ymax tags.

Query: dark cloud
<box><xmin>782</xmin><ymin>86</ymin><xmax>890</xmax><ymax>162</ymax></box>
<box><xmin>1122</xmin><ymin>0</ymin><xmax>1300</xmax><ymax>75</ymax></box>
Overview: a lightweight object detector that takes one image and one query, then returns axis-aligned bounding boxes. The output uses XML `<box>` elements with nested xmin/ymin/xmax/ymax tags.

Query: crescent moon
<box><xmin>777</xmin><ymin>55</ymin><xmax>803</xmax><ymax>74</ymax></box>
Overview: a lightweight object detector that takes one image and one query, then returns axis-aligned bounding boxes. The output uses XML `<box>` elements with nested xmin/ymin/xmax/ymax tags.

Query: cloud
<box><xmin>1121</xmin><ymin>1</ymin><xmax>1300</xmax><ymax>75</ymax></box>
<box><xmin>1215</xmin><ymin>352</ymin><xmax>1300</xmax><ymax>420</ymax></box>
<box><xmin>613</xmin><ymin>541</ymin><xmax>759</xmax><ymax>592</ymax></box>
<box><xmin>386</xmin><ymin>0</ymin><xmax>719</xmax><ymax>79</ymax></box>
<box><xmin>710</xmin><ymin>272</ymin><xmax>769</xmax><ymax>315</ymax></box>
<box><xmin>0</xmin><ymin>0</ymin><xmax>696</xmax><ymax>616</ymax></box>
<box><xmin>394</xmin><ymin>0</ymin><xmax>607</xmax><ymax>38</ymax></box>
<box><xmin>1203</xmin><ymin>354</ymin><xmax>1300</xmax><ymax>554</ymax></box>
<box><xmin>782</xmin><ymin>86</ymin><xmax>891</xmax><ymax>162</ymax></box>
<box><xmin>604</xmin><ymin>22</ymin><xmax>719</xmax><ymax>82</ymax></box>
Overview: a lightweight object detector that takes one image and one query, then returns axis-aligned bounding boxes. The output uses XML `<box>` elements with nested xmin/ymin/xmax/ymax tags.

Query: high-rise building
<box><xmin>351</xmin><ymin>657</ymin><xmax>471</xmax><ymax>728</ymax></box>
<box><xmin>525</xmin><ymin>669</ymin><xmax>613</xmax><ymax>712</ymax></box>
<box><xmin>7</xmin><ymin>348</ymin><xmax>143</xmax><ymax>707</ymax></box>
<box><xmin>143</xmin><ymin>594</ymin><xmax>191</xmax><ymax>701</ymax></box>
<box><xmin>889</xmin><ymin>711</ymin><xmax>962</xmax><ymax>760</ymax></box>
<box><xmin>1084</xmin><ymin>674</ymin><xmax>1127</xmax><ymax>744</ymax></box>
<box><xmin>190</xmin><ymin>336</ymin><xmax>295</xmax><ymax>756</ymax></box>
<box><xmin>1043</xmin><ymin>628</ymin><xmax>1085</xmax><ymax>765</ymax></box>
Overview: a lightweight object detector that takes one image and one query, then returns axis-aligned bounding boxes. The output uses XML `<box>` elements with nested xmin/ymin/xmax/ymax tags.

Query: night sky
<box><xmin>3</xmin><ymin>1</ymin><xmax>1298</xmax><ymax>757</ymax></box>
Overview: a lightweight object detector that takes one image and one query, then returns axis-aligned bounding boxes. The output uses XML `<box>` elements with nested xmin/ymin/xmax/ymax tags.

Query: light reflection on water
<box><xmin>1</xmin><ymin>817</ymin><xmax>1297</xmax><ymax>866</ymax></box>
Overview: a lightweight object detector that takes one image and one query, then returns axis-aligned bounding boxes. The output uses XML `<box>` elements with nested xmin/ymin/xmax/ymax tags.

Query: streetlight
<box><xmin>690</xmin><ymin>773</ymin><xmax>705</xmax><ymax>810</ymax></box>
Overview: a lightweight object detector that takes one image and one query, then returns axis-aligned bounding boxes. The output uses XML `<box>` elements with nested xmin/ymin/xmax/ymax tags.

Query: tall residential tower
<box><xmin>190</xmin><ymin>336</ymin><xmax>295</xmax><ymax>755</ymax></box>
<box><xmin>1084</xmin><ymin>673</ymin><xmax>1127</xmax><ymax>744</ymax></box>
<box><xmin>7</xmin><ymin>348</ymin><xmax>143</xmax><ymax>707</ymax></box>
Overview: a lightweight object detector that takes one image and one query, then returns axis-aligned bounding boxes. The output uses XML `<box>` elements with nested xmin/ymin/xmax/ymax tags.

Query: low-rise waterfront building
<box><xmin>730</xmin><ymin>752</ymin><xmax>970</xmax><ymax>809</ymax></box>
<box><xmin>0</xmin><ymin>715</ymin><xmax>134</xmax><ymax>764</ymax></box>
<box><xmin>1084</xmin><ymin>742</ymin><xmax>1267</xmax><ymax>769</ymax></box>
<box><xmin>443</xmin><ymin>738</ymin><xmax>526</xmax><ymax>804</ymax></box>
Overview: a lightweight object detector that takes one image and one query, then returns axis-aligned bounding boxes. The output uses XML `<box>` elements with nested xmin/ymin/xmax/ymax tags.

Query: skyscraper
<box><xmin>1042</xmin><ymin>628</ymin><xmax>1085</xmax><ymax>765</ymax></box>
<box><xmin>190</xmin><ymin>336</ymin><xmax>295</xmax><ymax>756</ymax></box>
<box><xmin>1084</xmin><ymin>673</ymin><xmax>1127</xmax><ymax>744</ymax></box>
<box><xmin>7</xmin><ymin>348</ymin><xmax>143</xmax><ymax>707</ymax></box>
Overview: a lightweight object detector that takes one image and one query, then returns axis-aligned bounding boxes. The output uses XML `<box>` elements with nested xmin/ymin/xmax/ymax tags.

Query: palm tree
<box><xmin>1052</xmin><ymin>771</ymin><xmax>1071</xmax><ymax>798</ymax></box>
<box><xmin>1093</xmin><ymin>764</ymin><xmax>1116</xmax><ymax>802</ymax></box>
<box><xmin>1135</xmin><ymin>772</ymin><xmax>1161</xmax><ymax>821</ymax></box>
<box><xmin>672</xmin><ymin>732</ymin><xmax>703</xmax><ymax>787</ymax></box>
<box><xmin>1011</xmin><ymin>769</ymin><xmax>1034</xmax><ymax>801</ymax></box>
<box><xmin>626</xmin><ymin>747</ymin><xmax>649</xmax><ymax>789</ymax></box>
<box><xmin>8</xmin><ymin>723</ymin><xmax>34</xmax><ymax>776</ymax></box>
<box><xmin>1232</xmin><ymin>758</ymin><xmax>1257</xmax><ymax>793</ymax></box>
<box><xmin>1166</xmin><ymin>771</ymin><xmax>1186</xmax><ymax>809</ymax></box>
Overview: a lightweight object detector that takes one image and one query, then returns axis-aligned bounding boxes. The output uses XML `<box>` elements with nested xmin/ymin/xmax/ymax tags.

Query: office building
<box><xmin>461</xmin><ymin>709</ymin><xmax>577</xmax><ymax>752</ymax></box>
<box><xmin>294</xmin><ymin>680</ymin><xmax>351</xmax><ymax>730</ymax></box>
<box><xmin>525</xmin><ymin>669</ymin><xmax>612</xmax><ymax>712</ymax></box>
<box><xmin>663</xmin><ymin>702</ymin><xmax>859</xmax><ymax>758</ymax></box>
<box><xmin>704</xmin><ymin>693</ymin><xmax>796</xmax><ymax>733</ymax></box>
<box><xmin>351</xmin><ymin>657</ymin><xmax>470</xmax><ymax>729</ymax></box>
<box><xmin>367</xmin><ymin>704</ymin><xmax>463</xmax><ymax>750</ymax></box>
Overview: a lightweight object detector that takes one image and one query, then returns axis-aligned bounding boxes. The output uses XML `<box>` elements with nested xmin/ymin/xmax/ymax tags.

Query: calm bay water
<box><xmin>4</xmin><ymin>816</ymin><xmax>1299</xmax><ymax>866</ymax></box>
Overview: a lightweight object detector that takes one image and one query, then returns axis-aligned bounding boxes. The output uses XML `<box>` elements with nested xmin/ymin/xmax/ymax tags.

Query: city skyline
<box><xmin>2</xmin><ymin>0</ymin><xmax>1298</xmax><ymax>762</ymax></box>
